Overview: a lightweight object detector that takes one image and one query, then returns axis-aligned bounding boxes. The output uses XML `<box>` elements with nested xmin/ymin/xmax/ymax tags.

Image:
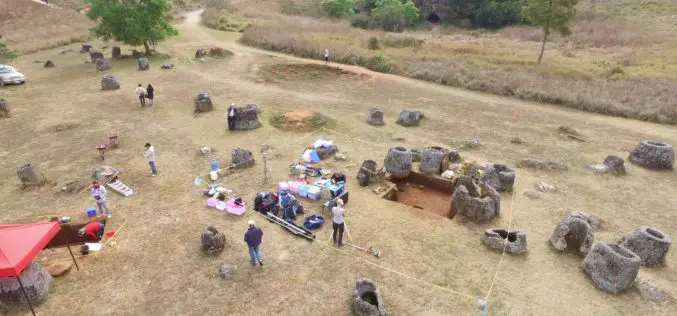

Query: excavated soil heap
<box><xmin>274</xmin><ymin>110</ymin><xmax>327</xmax><ymax>132</ymax></box>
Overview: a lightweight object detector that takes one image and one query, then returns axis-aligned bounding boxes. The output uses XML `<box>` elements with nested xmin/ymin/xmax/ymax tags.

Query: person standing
<box><xmin>135</xmin><ymin>84</ymin><xmax>146</xmax><ymax>107</ymax></box>
<box><xmin>244</xmin><ymin>220</ymin><xmax>264</xmax><ymax>266</ymax></box>
<box><xmin>91</xmin><ymin>181</ymin><xmax>111</xmax><ymax>218</ymax></box>
<box><xmin>324</xmin><ymin>48</ymin><xmax>329</xmax><ymax>65</ymax></box>
<box><xmin>143</xmin><ymin>143</ymin><xmax>157</xmax><ymax>176</ymax></box>
<box><xmin>146</xmin><ymin>84</ymin><xmax>155</xmax><ymax>106</ymax></box>
<box><xmin>227</xmin><ymin>103</ymin><xmax>236</xmax><ymax>131</ymax></box>
<box><xmin>279</xmin><ymin>191</ymin><xmax>297</xmax><ymax>221</ymax></box>
<box><xmin>332</xmin><ymin>199</ymin><xmax>346</xmax><ymax>246</ymax></box>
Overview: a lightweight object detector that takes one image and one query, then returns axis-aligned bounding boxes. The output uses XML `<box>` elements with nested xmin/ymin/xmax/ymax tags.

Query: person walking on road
<box><xmin>91</xmin><ymin>181</ymin><xmax>112</xmax><ymax>218</ymax></box>
<box><xmin>324</xmin><ymin>48</ymin><xmax>329</xmax><ymax>65</ymax></box>
<box><xmin>244</xmin><ymin>220</ymin><xmax>264</xmax><ymax>266</ymax></box>
<box><xmin>146</xmin><ymin>84</ymin><xmax>155</xmax><ymax>106</ymax></box>
<box><xmin>332</xmin><ymin>199</ymin><xmax>346</xmax><ymax>246</ymax></box>
<box><xmin>135</xmin><ymin>84</ymin><xmax>146</xmax><ymax>107</ymax></box>
<box><xmin>143</xmin><ymin>143</ymin><xmax>157</xmax><ymax>176</ymax></box>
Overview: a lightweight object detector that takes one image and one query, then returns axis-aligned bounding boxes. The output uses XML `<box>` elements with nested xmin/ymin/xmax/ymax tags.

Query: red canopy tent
<box><xmin>0</xmin><ymin>221</ymin><xmax>78</xmax><ymax>315</ymax></box>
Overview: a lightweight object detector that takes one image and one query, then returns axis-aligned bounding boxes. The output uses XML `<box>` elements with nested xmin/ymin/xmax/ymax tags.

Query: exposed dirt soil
<box><xmin>272</xmin><ymin>109</ymin><xmax>327</xmax><ymax>132</ymax></box>
<box><xmin>387</xmin><ymin>178</ymin><xmax>452</xmax><ymax>217</ymax></box>
<box><xmin>260</xmin><ymin>63</ymin><xmax>359</xmax><ymax>82</ymax></box>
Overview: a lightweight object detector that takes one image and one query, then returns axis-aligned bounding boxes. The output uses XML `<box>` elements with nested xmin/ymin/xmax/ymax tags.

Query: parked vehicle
<box><xmin>0</xmin><ymin>65</ymin><xmax>26</xmax><ymax>86</ymax></box>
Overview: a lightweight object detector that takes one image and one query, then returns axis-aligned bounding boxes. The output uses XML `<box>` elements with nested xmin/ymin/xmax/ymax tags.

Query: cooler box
<box><xmin>299</xmin><ymin>184</ymin><xmax>311</xmax><ymax>198</ymax></box>
<box><xmin>307</xmin><ymin>186</ymin><xmax>322</xmax><ymax>200</ymax></box>
<box><xmin>289</xmin><ymin>181</ymin><xmax>304</xmax><ymax>195</ymax></box>
<box><xmin>278</xmin><ymin>181</ymin><xmax>290</xmax><ymax>192</ymax></box>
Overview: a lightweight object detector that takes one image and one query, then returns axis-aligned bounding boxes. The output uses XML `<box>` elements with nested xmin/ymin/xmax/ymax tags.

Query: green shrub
<box><xmin>473</xmin><ymin>0</ymin><xmax>523</xmax><ymax>28</ymax></box>
<box><xmin>369</xmin><ymin>0</ymin><xmax>419</xmax><ymax>32</ymax></box>
<box><xmin>367</xmin><ymin>36</ymin><xmax>380</xmax><ymax>49</ymax></box>
<box><xmin>322</xmin><ymin>0</ymin><xmax>355</xmax><ymax>18</ymax></box>
<box><xmin>0</xmin><ymin>40</ymin><xmax>19</xmax><ymax>63</ymax></box>
<box><xmin>351</xmin><ymin>14</ymin><xmax>372</xmax><ymax>29</ymax></box>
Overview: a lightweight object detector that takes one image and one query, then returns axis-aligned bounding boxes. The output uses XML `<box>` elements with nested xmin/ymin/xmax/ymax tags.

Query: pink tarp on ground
<box><xmin>225</xmin><ymin>199</ymin><xmax>246</xmax><ymax>216</ymax></box>
<box><xmin>0</xmin><ymin>222</ymin><xmax>60</xmax><ymax>277</ymax></box>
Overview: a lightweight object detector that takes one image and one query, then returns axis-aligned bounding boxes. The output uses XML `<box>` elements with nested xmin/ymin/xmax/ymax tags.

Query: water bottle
<box><xmin>211</xmin><ymin>159</ymin><xmax>219</xmax><ymax>171</ymax></box>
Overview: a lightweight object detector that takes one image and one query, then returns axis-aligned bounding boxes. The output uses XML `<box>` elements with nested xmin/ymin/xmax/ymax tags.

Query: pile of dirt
<box><xmin>271</xmin><ymin>109</ymin><xmax>327</xmax><ymax>132</ymax></box>
<box><xmin>260</xmin><ymin>64</ymin><xmax>356</xmax><ymax>81</ymax></box>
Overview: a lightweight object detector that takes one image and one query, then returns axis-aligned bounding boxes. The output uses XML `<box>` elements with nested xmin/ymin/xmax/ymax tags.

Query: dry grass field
<box><xmin>1</xmin><ymin>3</ymin><xmax>676</xmax><ymax>316</ymax></box>
<box><xmin>236</xmin><ymin>0</ymin><xmax>677</xmax><ymax>124</ymax></box>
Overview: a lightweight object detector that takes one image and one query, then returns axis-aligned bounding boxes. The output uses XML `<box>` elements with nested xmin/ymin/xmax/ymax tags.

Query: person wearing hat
<box><xmin>244</xmin><ymin>220</ymin><xmax>264</xmax><ymax>266</ymax></box>
<box><xmin>143</xmin><ymin>143</ymin><xmax>157</xmax><ymax>176</ymax></box>
<box><xmin>91</xmin><ymin>181</ymin><xmax>111</xmax><ymax>218</ymax></box>
<box><xmin>227</xmin><ymin>103</ymin><xmax>236</xmax><ymax>131</ymax></box>
<box><xmin>79</xmin><ymin>221</ymin><xmax>105</xmax><ymax>241</ymax></box>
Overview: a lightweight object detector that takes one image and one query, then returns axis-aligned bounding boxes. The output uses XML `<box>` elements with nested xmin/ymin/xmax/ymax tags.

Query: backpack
<box><xmin>304</xmin><ymin>215</ymin><xmax>324</xmax><ymax>230</ymax></box>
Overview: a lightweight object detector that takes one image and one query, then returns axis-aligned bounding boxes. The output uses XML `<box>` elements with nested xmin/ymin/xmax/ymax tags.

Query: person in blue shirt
<box><xmin>244</xmin><ymin>220</ymin><xmax>264</xmax><ymax>266</ymax></box>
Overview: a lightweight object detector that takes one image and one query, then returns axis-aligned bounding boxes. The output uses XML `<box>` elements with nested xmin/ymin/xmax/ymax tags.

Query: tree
<box><xmin>323</xmin><ymin>0</ymin><xmax>355</xmax><ymax>18</ymax></box>
<box><xmin>370</xmin><ymin>0</ymin><xmax>420</xmax><ymax>32</ymax></box>
<box><xmin>85</xmin><ymin>0</ymin><xmax>178</xmax><ymax>55</ymax></box>
<box><xmin>522</xmin><ymin>0</ymin><xmax>578</xmax><ymax>63</ymax></box>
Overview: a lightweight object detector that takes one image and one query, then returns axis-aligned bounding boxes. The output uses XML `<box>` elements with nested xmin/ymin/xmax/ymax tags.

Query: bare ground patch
<box><xmin>270</xmin><ymin>109</ymin><xmax>328</xmax><ymax>132</ymax></box>
<box><xmin>259</xmin><ymin>63</ymin><xmax>359</xmax><ymax>82</ymax></box>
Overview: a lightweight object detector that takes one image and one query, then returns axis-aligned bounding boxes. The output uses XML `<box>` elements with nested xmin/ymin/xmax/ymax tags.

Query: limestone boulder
<box><xmin>480</xmin><ymin>164</ymin><xmax>516</xmax><ymax>192</ymax></box>
<box><xmin>367</xmin><ymin>108</ymin><xmax>384</xmax><ymax>125</ymax></box>
<box><xmin>420</xmin><ymin>147</ymin><xmax>444</xmax><ymax>173</ymax></box>
<box><xmin>89</xmin><ymin>51</ymin><xmax>103</xmax><ymax>63</ymax></box>
<box><xmin>161</xmin><ymin>63</ymin><xmax>174</xmax><ymax>69</ymax></box>
<box><xmin>219</xmin><ymin>264</ymin><xmax>236</xmax><ymax>280</ymax></box>
<box><xmin>17</xmin><ymin>163</ymin><xmax>47</xmax><ymax>187</ymax></box>
<box><xmin>0</xmin><ymin>262</ymin><xmax>53</xmax><ymax>309</ymax></box>
<box><xmin>112</xmin><ymin>47</ymin><xmax>121</xmax><ymax>59</ymax></box>
<box><xmin>95</xmin><ymin>58</ymin><xmax>111</xmax><ymax>71</ymax></box>
<box><xmin>550</xmin><ymin>212</ymin><xmax>599</xmax><ymax>254</ymax></box>
<box><xmin>353</xmin><ymin>278</ymin><xmax>387</xmax><ymax>316</ymax></box>
<box><xmin>101</xmin><ymin>75</ymin><xmax>120</xmax><ymax>90</ymax></box>
<box><xmin>81</xmin><ymin>44</ymin><xmax>93</xmax><ymax>53</ymax></box>
<box><xmin>0</xmin><ymin>101</ymin><xmax>10</xmax><ymax>118</ymax></box>
<box><xmin>232</xmin><ymin>148</ymin><xmax>255</xmax><ymax>168</ymax></box>
<box><xmin>43</xmin><ymin>60</ymin><xmax>55</xmax><ymax>68</ymax></box>
<box><xmin>619</xmin><ymin>226</ymin><xmax>671</xmax><ymax>267</ymax></box>
<box><xmin>582</xmin><ymin>242</ymin><xmax>641</xmax><ymax>293</ymax></box>
<box><xmin>603</xmin><ymin>155</ymin><xmax>626</xmax><ymax>175</ymax></box>
<box><xmin>384</xmin><ymin>146</ymin><xmax>412</xmax><ymax>178</ymax></box>
<box><xmin>194</xmin><ymin>93</ymin><xmax>213</xmax><ymax>113</ymax></box>
<box><xmin>518</xmin><ymin>158</ymin><xmax>568</xmax><ymax>171</ymax></box>
<box><xmin>201</xmin><ymin>226</ymin><xmax>225</xmax><ymax>254</ymax></box>
<box><xmin>483</xmin><ymin>228</ymin><xmax>528</xmax><ymax>254</ymax></box>
<box><xmin>195</xmin><ymin>48</ymin><xmax>207</xmax><ymax>58</ymax></box>
<box><xmin>233</xmin><ymin>104</ymin><xmax>261</xmax><ymax>130</ymax></box>
<box><xmin>451</xmin><ymin>181</ymin><xmax>500</xmax><ymax>222</ymax></box>
<box><xmin>396</xmin><ymin>110</ymin><xmax>423</xmax><ymax>127</ymax></box>
<box><xmin>138</xmin><ymin>57</ymin><xmax>150</xmax><ymax>71</ymax></box>
<box><xmin>628</xmin><ymin>140</ymin><xmax>674</xmax><ymax>170</ymax></box>
<box><xmin>357</xmin><ymin>160</ymin><xmax>379</xmax><ymax>187</ymax></box>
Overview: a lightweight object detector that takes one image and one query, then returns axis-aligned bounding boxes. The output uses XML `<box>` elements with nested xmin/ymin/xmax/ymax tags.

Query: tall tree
<box><xmin>522</xmin><ymin>0</ymin><xmax>577</xmax><ymax>63</ymax></box>
<box><xmin>85</xmin><ymin>0</ymin><xmax>178</xmax><ymax>55</ymax></box>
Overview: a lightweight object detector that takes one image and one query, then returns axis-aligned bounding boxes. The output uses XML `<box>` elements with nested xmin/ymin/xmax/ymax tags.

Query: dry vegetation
<box><xmin>236</xmin><ymin>0</ymin><xmax>677</xmax><ymax>124</ymax></box>
<box><xmin>0</xmin><ymin>0</ymin><xmax>92</xmax><ymax>53</ymax></box>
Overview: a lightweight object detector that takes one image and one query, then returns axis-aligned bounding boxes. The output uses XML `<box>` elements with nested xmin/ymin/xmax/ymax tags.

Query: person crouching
<box><xmin>79</xmin><ymin>221</ymin><xmax>105</xmax><ymax>242</ymax></box>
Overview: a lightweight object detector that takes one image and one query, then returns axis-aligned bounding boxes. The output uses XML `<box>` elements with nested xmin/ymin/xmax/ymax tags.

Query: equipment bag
<box><xmin>304</xmin><ymin>215</ymin><xmax>324</xmax><ymax>230</ymax></box>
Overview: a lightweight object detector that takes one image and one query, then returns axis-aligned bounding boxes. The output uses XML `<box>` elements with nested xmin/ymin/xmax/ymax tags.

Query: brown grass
<box><xmin>239</xmin><ymin>10</ymin><xmax>677</xmax><ymax>124</ymax></box>
<box><xmin>0</xmin><ymin>0</ymin><xmax>92</xmax><ymax>53</ymax></box>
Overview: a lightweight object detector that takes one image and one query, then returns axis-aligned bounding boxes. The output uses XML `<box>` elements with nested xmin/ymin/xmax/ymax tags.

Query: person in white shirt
<box><xmin>227</xmin><ymin>103</ymin><xmax>236</xmax><ymax>131</ymax></box>
<box><xmin>135</xmin><ymin>84</ymin><xmax>147</xmax><ymax>107</ymax></box>
<box><xmin>324</xmin><ymin>48</ymin><xmax>329</xmax><ymax>64</ymax></box>
<box><xmin>91</xmin><ymin>181</ymin><xmax>112</xmax><ymax>218</ymax></box>
<box><xmin>143</xmin><ymin>143</ymin><xmax>157</xmax><ymax>176</ymax></box>
<box><xmin>331</xmin><ymin>199</ymin><xmax>346</xmax><ymax>246</ymax></box>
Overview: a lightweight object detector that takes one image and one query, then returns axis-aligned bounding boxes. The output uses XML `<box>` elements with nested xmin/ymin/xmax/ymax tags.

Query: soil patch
<box><xmin>260</xmin><ymin>63</ymin><xmax>357</xmax><ymax>81</ymax></box>
<box><xmin>383</xmin><ymin>172</ymin><xmax>454</xmax><ymax>218</ymax></box>
<box><xmin>271</xmin><ymin>109</ymin><xmax>328</xmax><ymax>132</ymax></box>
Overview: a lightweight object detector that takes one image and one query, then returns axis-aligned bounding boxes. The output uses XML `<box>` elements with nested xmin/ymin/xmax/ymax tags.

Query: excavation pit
<box><xmin>382</xmin><ymin>171</ymin><xmax>454</xmax><ymax>218</ymax></box>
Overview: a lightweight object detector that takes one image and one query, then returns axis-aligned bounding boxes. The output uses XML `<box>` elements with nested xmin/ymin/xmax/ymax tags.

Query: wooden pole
<box><xmin>64</xmin><ymin>239</ymin><xmax>80</xmax><ymax>271</ymax></box>
<box><xmin>262</xmin><ymin>152</ymin><xmax>268</xmax><ymax>185</ymax></box>
<box><xmin>15</xmin><ymin>275</ymin><xmax>36</xmax><ymax>316</ymax></box>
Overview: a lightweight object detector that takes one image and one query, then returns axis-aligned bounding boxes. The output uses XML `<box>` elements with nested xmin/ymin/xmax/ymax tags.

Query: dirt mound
<box><xmin>271</xmin><ymin>110</ymin><xmax>327</xmax><ymax>132</ymax></box>
<box><xmin>260</xmin><ymin>63</ymin><xmax>356</xmax><ymax>81</ymax></box>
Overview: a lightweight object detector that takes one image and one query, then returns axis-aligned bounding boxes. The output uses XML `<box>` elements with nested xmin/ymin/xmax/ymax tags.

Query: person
<box><xmin>227</xmin><ymin>104</ymin><xmax>236</xmax><ymax>131</ymax></box>
<box><xmin>91</xmin><ymin>181</ymin><xmax>112</xmax><ymax>218</ymax></box>
<box><xmin>135</xmin><ymin>84</ymin><xmax>146</xmax><ymax>107</ymax></box>
<box><xmin>331</xmin><ymin>199</ymin><xmax>346</xmax><ymax>246</ymax></box>
<box><xmin>79</xmin><ymin>221</ymin><xmax>105</xmax><ymax>242</ymax></box>
<box><xmin>146</xmin><ymin>84</ymin><xmax>155</xmax><ymax>106</ymax></box>
<box><xmin>279</xmin><ymin>191</ymin><xmax>297</xmax><ymax>221</ymax></box>
<box><xmin>324</xmin><ymin>48</ymin><xmax>329</xmax><ymax>65</ymax></box>
<box><xmin>244</xmin><ymin>220</ymin><xmax>263</xmax><ymax>266</ymax></box>
<box><xmin>330</xmin><ymin>172</ymin><xmax>346</xmax><ymax>198</ymax></box>
<box><xmin>143</xmin><ymin>143</ymin><xmax>157</xmax><ymax>176</ymax></box>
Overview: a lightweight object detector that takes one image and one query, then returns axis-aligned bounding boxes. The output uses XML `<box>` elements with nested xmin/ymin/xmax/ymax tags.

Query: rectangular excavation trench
<box><xmin>382</xmin><ymin>171</ymin><xmax>455</xmax><ymax>218</ymax></box>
